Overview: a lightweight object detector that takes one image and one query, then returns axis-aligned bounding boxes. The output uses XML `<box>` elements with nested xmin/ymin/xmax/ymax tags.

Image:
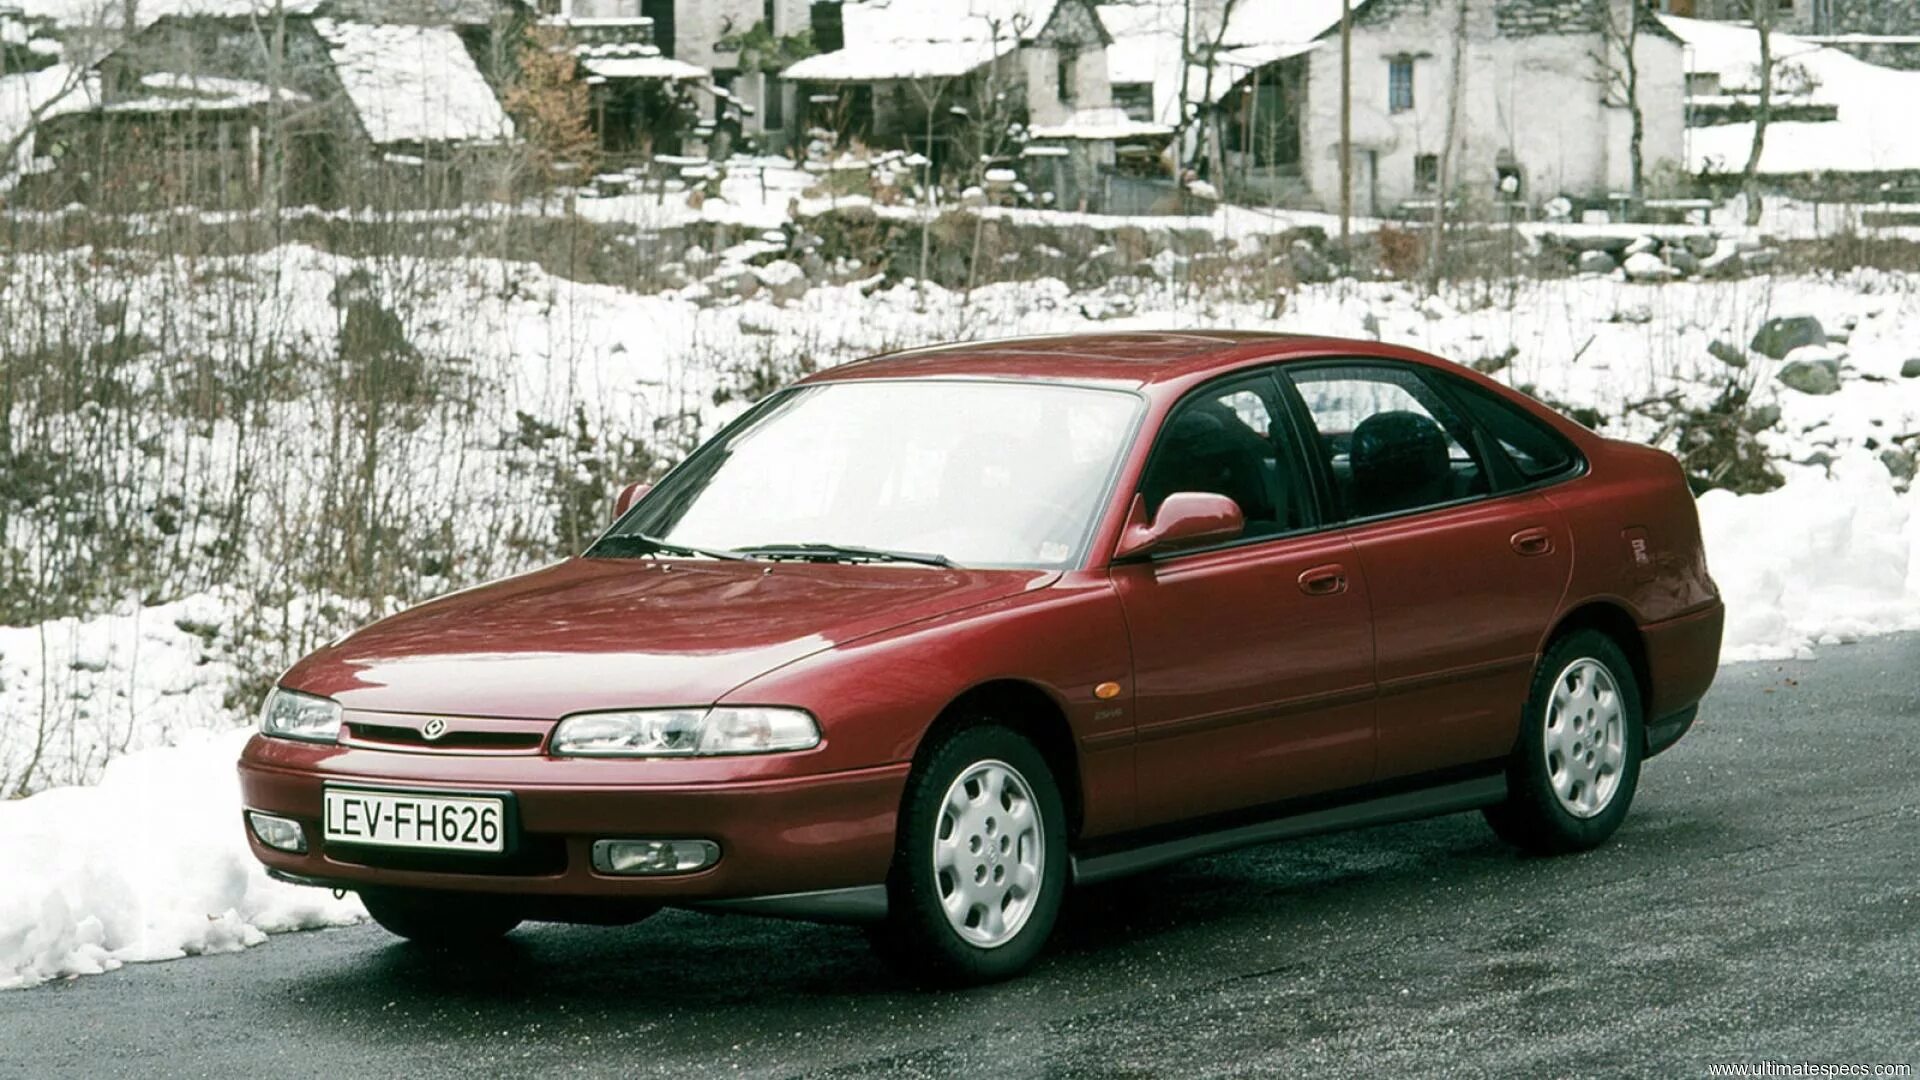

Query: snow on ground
<box><xmin>0</xmin><ymin>729</ymin><xmax>363</xmax><ymax>991</ymax></box>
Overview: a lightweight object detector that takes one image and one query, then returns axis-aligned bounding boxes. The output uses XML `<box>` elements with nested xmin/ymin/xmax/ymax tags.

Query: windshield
<box><xmin>595</xmin><ymin>379</ymin><xmax>1142</xmax><ymax>569</ymax></box>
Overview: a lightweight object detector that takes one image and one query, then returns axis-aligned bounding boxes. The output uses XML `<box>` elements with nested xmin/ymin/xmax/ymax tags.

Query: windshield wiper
<box><xmin>739</xmin><ymin>542</ymin><xmax>955</xmax><ymax>568</ymax></box>
<box><xmin>589</xmin><ymin>532</ymin><xmax>748</xmax><ymax>561</ymax></box>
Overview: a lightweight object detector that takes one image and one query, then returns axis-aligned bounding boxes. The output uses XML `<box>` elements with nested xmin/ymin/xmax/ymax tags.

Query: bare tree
<box><xmin>1177</xmin><ymin>0</ymin><xmax>1245</xmax><ymax>179</ymax></box>
<box><xmin>1739</xmin><ymin>0</ymin><xmax>1774</xmax><ymax>226</ymax></box>
<box><xmin>1594</xmin><ymin>0</ymin><xmax>1646</xmax><ymax>208</ymax></box>
<box><xmin>1426</xmin><ymin>0</ymin><xmax>1468</xmax><ymax>290</ymax></box>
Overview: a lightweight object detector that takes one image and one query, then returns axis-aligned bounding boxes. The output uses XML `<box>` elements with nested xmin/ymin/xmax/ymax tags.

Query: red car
<box><xmin>239</xmin><ymin>332</ymin><xmax>1722</xmax><ymax>983</ymax></box>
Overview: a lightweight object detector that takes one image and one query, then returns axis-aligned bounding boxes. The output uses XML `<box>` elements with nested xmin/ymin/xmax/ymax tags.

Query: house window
<box><xmin>811</xmin><ymin>1</ymin><xmax>844</xmax><ymax>52</ymax></box>
<box><xmin>1113</xmin><ymin>83</ymin><xmax>1154</xmax><ymax>122</ymax></box>
<box><xmin>1414</xmin><ymin>153</ymin><xmax>1439</xmax><ymax>193</ymax></box>
<box><xmin>1388</xmin><ymin>58</ymin><xmax>1414</xmax><ymax>113</ymax></box>
<box><xmin>1058</xmin><ymin>49</ymin><xmax>1079</xmax><ymax>104</ymax></box>
<box><xmin>642</xmin><ymin>0</ymin><xmax>675</xmax><ymax>55</ymax></box>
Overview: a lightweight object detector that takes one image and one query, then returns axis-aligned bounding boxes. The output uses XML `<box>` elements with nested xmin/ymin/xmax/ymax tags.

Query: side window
<box><xmin>1441</xmin><ymin>376</ymin><xmax>1580</xmax><ymax>482</ymax></box>
<box><xmin>1140</xmin><ymin>375</ymin><xmax>1308</xmax><ymax>539</ymax></box>
<box><xmin>1286</xmin><ymin>364</ymin><xmax>1491</xmax><ymax>521</ymax></box>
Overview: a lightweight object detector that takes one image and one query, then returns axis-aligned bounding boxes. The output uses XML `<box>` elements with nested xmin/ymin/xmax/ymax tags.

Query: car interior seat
<box><xmin>1348</xmin><ymin>410</ymin><xmax>1451</xmax><ymax>518</ymax></box>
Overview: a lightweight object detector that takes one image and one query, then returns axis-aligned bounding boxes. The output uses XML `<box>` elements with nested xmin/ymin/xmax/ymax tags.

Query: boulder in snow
<box><xmin>1683</xmin><ymin>234</ymin><xmax>1718</xmax><ymax>259</ymax></box>
<box><xmin>1775</xmin><ymin>354</ymin><xmax>1841</xmax><ymax>396</ymax></box>
<box><xmin>1881</xmin><ymin>447</ymin><xmax>1917</xmax><ymax>484</ymax></box>
<box><xmin>1289</xmin><ymin>239</ymin><xmax>1334</xmax><ymax>284</ymax></box>
<box><xmin>1751</xmin><ymin>316</ymin><xmax>1826</xmax><ymax>360</ymax></box>
<box><xmin>1740</xmin><ymin>404</ymin><xmax>1782</xmax><ymax>434</ymax></box>
<box><xmin>1708</xmin><ymin>340</ymin><xmax>1749</xmax><ymax>369</ymax></box>
<box><xmin>1901</xmin><ymin>358</ymin><xmax>1920</xmax><ymax>379</ymax></box>
<box><xmin>753</xmin><ymin>259</ymin><xmax>809</xmax><ymax>304</ymax></box>
<box><xmin>1624</xmin><ymin>235</ymin><xmax>1660</xmax><ymax>257</ymax></box>
<box><xmin>1622</xmin><ymin>251</ymin><xmax>1679</xmax><ymax>282</ymax></box>
<box><xmin>1575</xmin><ymin>250</ymin><xmax>1617</xmax><ymax>275</ymax></box>
<box><xmin>1665</xmin><ymin>248</ymin><xmax>1700</xmax><ymax>275</ymax></box>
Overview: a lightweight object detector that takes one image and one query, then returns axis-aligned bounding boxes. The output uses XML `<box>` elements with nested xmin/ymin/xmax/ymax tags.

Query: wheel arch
<box><xmin>912</xmin><ymin>678</ymin><xmax>1085</xmax><ymax>842</ymax></box>
<box><xmin>1543</xmin><ymin>601</ymin><xmax>1652</xmax><ymax>715</ymax></box>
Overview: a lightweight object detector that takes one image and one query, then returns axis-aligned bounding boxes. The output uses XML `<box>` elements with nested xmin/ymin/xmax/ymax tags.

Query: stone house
<box><xmin>1189</xmin><ymin>0</ymin><xmax>1686</xmax><ymax>216</ymax></box>
<box><xmin>26</xmin><ymin>0</ymin><xmax>521</xmax><ymax>208</ymax></box>
<box><xmin>781</xmin><ymin>0</ymin><xmax>1131</xmax><ymax>188</ymax></box>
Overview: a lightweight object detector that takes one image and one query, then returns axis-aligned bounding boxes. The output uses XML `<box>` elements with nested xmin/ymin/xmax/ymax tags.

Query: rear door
<box><xmin>1112</xmin><ymin>371</ymin><xmax>1376</xmax><ymax>828</ymax></box>
<box><xmin>1280</xmin><ymin>361</ymin><xmax>1573</xmax><ymax>781</ymax></box>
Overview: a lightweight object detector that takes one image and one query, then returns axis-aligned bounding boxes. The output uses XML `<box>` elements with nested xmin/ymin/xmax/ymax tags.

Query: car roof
<box><xmin>798</xmin><ymin>331</ymin><xmax>1405</xmax><ymax>390</ymax></box>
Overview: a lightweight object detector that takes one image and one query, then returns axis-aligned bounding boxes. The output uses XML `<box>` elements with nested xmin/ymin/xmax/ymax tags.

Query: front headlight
<box><xmin>550</xmin><ymin>706</ymin><xmax>820</xmax><ymax>757</ymax></box>
<box><xmin>259</xmin><ymin>687</ymin><xmax>342</xmax><ymax>743</ymax></box>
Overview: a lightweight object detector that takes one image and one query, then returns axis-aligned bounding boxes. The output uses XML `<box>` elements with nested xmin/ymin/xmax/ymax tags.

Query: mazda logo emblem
<box><xmin>422</xmin><ymin>718</ymin><xmax>448</xmax><ymax>741</ymax></box>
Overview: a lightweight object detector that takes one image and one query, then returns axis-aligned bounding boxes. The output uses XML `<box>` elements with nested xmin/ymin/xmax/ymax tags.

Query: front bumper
<box><xmin>237</xmin><ymin>735</ymin><xmax>907</xmax><ymax>906</ymax></box>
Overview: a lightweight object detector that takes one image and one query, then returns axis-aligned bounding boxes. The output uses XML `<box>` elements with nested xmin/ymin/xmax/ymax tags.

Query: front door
<box><xmin>1113</xmin><ymin>371</ymin><xmax>1377</xmax><ymax>828</ymax></box>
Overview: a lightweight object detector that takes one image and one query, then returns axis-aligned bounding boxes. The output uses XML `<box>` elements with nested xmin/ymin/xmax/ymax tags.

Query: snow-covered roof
<box><xmin>784</xmin><ymin>0</ymin><xmax>1061</xmax><ymax>82</ymax></box>
<box><xmin>1028</xmin><ymin>104</ymin><xmax>1171</xmax><ymax>139</ymax></box>
<box><xmin>1665</xmin><ymin>15</ymin><xmax>1920</xmax><ymax>177</ymax></box>
<box><xmin>115</xmin><ymin>71</ymin><xmax>311</xmax><ymax>110</ymax></box>
<box><xmin>313</xmin><ymin>19</ymin><xmax>513</xmax><ymax>147</ymax></box>
<box><xmin>1213</xmin><ymin>40</ymin><xmax>1320</xmax><ymax>72</ymax></box>
<box><xmin>578</xmin><ymin>51</ymin><xmax>709</xmax><ymax>81</ymax></box>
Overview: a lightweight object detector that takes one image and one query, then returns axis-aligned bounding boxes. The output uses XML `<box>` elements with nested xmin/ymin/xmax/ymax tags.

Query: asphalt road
<box><xmin>5</xmin><ymin>635</ymin><xmax>1918</xmax><ymax>1079</ymax></box>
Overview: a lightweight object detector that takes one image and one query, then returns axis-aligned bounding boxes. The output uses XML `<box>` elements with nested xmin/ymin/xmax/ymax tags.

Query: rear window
<box><xmin>1445</xmin><ymin>378</ymin><xmax>1580</xmax><ymax>481</ymax></box>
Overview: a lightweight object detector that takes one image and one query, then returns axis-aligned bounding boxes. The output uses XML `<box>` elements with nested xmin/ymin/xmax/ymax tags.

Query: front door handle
<box><xmin>1511</xmin><ymin>527</ymin><xmax>1554</xmax><ymax>557</ymax></box>
<box><xmin>1298</xmin><ymin>564</ymin><xmax>1348</xmax><ymax>596</ymax></box>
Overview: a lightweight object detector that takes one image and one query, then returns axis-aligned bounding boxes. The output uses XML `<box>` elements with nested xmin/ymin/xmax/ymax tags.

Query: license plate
<box><xmin>322</xmin><ymin>787</ymin><xmax>506</xmax><ymax>853</ymax></box>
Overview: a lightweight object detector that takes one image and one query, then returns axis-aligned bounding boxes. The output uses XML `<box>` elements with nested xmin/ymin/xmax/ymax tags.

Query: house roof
<box><xmin>783</xmin><ymin>0</ymin><xmax>1065</xmax><ymax>82</ymax></box>
<box><xmin>313</xmin><ymin>19</ymin><xmax>514</xmax><ymax>147</ymax></box>
<box><xmin>1492</xmin><ymin>0</ymin><xmax>1682</xmax><ymax>41</ymax></box>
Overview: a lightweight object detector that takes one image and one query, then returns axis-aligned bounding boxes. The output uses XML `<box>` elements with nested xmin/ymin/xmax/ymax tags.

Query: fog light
<box><xmin>247</xmin><ymin>811</ymin><xmax>308</xmax><ymax>854</ymax></box>
<box><xmin>591</xmin><ymin>839</ymin><xmax>719</xmax><ymax>876</ymax></box>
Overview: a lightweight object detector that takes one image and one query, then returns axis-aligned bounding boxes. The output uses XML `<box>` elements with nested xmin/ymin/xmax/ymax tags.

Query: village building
<box><xmin>1165</xmin><ymin>0</ymin><xmax>1686</xmax><ymax>217</ymax></box>
<box><xmin>22</xmin><ymin>0</ymin><xmax>522</xmax><ymax>207</ymax></box>
<box><xmin>781</xmin><ymin>0</ymin><xmax>1174</xmax><ymax>209</ymax></box>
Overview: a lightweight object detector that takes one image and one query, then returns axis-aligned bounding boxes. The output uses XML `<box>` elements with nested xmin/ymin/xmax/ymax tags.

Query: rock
<box><xmin>1882</xmin><ymin>447</ymin><xmax>1918</xmax><ymax>483</ymax></box>
<box><xmin>1683</xmin><ymin>234</ymin><xmax>1718</xmax><ymax>259</ymax></box>
<box><xmin>1624</xmin><ymin>235</ymin><xmax>1660</xmax><ymax>257</ymax></box>
<box><xmin>710</xmin><ymin>266</ymin><xmax>759</xmax><ymax>299</ymax></box>
<box><xmin>1665</xmin><ymin>248</ymin><xmax>1700</xmax><ymax>275</ymax></box>
<box><xmin>753</xmin><ymin>259</ymin><xmax>809</xmax><ymax>304</ymax></box>
<box><xmin>1740</xmin><ymin>248</ymin><xmax>1780</xmax><ymax>272</ymax></box>
<box><xmin>1576</xmin><ymin>249</ymin><xmax>1617</xmax><ymax>275</ymax></box>
<box><xmin>1902</xmin><ymin>358</ymin><xmax>1920</xmax><ymax>378</ymax></box>
<box><xmin>1361</xmin><ymin>311</ymin><xmax>1382</xmax><ymax>339</ymax></box>
<box><xmin>1622</xmin><ymin>251</ymin><xmax>1679</xmax><ymax>282</ymax></box>
<box><xmin>1709</xmin><ymin>340</ymin><xmax>1749</xmax><ymax>369</ymax></box>
<box><xmin>1750</xmin><ymin>315</ymin><xmax>1826</xmax><ymax>359</ymax></box>
<box><xmin>1775</xmin><ymin>355</ymin><xmax>1841</xmax><ymax>396</ymax></box>
<box><xmin>1289</xmin><ymin>239</ymin><xmax>1335</xmax><ymax>283</ymax></box>
<box><xmin>1740</xmin><ymin>404</ymin><xmax>1782</xmax><ymax>433</ymax></box>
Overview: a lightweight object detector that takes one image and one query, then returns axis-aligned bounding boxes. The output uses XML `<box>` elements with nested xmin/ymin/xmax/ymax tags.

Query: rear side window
<box><xmin>1443</xmin><ymin>377</ymin><xmax>1580</xmax><ymax>481</ymax></box>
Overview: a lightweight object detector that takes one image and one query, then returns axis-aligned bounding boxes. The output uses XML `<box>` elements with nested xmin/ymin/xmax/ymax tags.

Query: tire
<box><xmin>869</xmin><ymin>724</ymin><xmax>1069</xmax><ymax>986</ymax></box>
<box><xmin>1483</xmin><ymin>629</ymin><xmax>1645</xmax><ymax>855</ymax></box>
<box><xmin>359</xmin><ymin>887</ymin><xmax>523</xmax><ymax>947</ymax></box>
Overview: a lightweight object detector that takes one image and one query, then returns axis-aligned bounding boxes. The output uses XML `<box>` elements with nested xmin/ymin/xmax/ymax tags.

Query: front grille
<box><xmin>348</xmin><ymin>722</ymin><xmax>545</xmax><ymax>753</ymax></box>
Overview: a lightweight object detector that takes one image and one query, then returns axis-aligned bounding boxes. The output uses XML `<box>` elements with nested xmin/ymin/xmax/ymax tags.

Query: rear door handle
<box><xmin>1511</xmin><ymin>527</ymin><xmax>1554</xmax><ymax>557</ymax></box>
<box><xmin>1298</xmin><ymin>564</ymin><xmax>1348</xmax><ymax>596</ymax></box>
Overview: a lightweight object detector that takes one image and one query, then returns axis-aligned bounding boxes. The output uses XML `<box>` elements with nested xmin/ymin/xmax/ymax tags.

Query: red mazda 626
<box><xmin>240</xmin><ymin>332</ymin><xmax>1722</xmax><ymax>983</ymax></box>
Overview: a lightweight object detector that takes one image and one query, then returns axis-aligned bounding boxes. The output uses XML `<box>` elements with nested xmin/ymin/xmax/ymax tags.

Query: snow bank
<box><xmin>1699</xmin><ymin>454</ymin><xmax>1920</xmax><ymax>661</ymax></box>
<box><xmin>0</xmin><ymin>729</ymin><xmax>362</xmax><ymax>991</ymax></box>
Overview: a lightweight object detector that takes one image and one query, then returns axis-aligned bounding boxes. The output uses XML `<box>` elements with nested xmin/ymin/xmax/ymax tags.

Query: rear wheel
<box><xmin>869</xmin><ymin>724</ymin><xmax>1068</xmax><ymax>985</ymax></box>
<box><xmin>1484</xmin><ymin>629</ymin><xmax>1644</xmax><ymax>855</ymax></box>
<box><xmin>359</xmin><ymin>887</ymin><xmax>522</xmax><ymax>947</ymax></box>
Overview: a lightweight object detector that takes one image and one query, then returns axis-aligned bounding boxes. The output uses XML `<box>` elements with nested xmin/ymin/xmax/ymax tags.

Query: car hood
<box><xmin>281</xmin><ymin>558</ymin><xmax>1057</xmax><ymax>719</ymax></box>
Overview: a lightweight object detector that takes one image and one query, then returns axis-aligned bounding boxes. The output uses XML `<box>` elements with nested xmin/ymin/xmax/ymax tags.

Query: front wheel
<box><xmin>870</xmin><ymin>724</ymin><xmax>1068</xmax><ymax>985</ymax></box>
<box><xmin>359</xmin><ymin>887</ymin><xmax>523</xmax><ymax>947</ymax></box>
<box><xmin>1483</xmin><ymin>629</ymin><xmax>1644</xmax><ymax>855</ymax></box>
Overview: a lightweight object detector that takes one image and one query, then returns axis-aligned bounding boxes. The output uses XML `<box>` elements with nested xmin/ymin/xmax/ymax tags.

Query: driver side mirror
<box><xmin>1114</xmin><ymin>492</ymin><xmax>1245</xmax><ymax>560</ymax></box>
<box><xmin>612</xmin><ymin>481</ymin><xmax>651</xmax><ymax>522</ymax></box>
